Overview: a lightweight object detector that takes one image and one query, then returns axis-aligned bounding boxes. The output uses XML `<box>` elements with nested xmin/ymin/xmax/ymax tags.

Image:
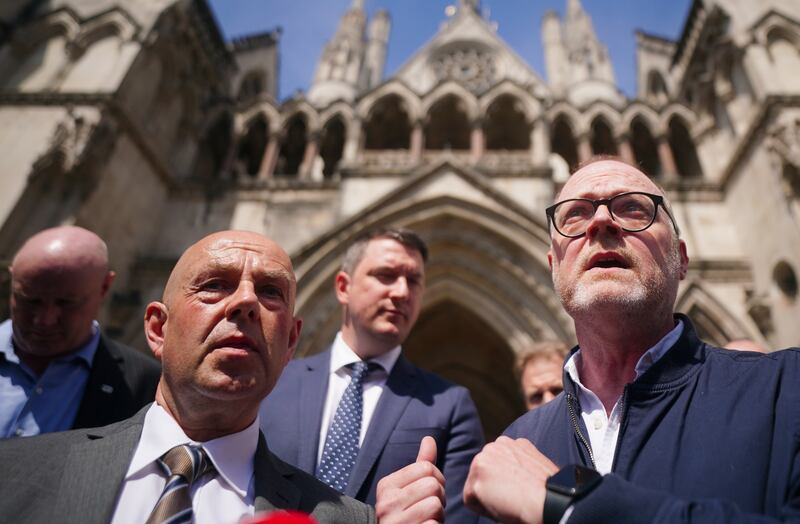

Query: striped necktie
<box><xmin>145</xmin><ymin>444</ymin><xmax>215</xmax><ymax>524</ymax></box>
<box><xmin>316</xmin><ymin>361</ymin><xmax>379</xmax><ymax>491</ymax></box>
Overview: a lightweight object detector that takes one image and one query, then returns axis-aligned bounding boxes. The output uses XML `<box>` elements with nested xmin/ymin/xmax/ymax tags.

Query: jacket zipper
<box><xmin>566</xmin><ymin>393</ymin><xmax>596</xmax><ymax>469</ymax></box>
<box><xmin>610</xmin><ymin>385</ymin><xmax>630</xmax><ymax>471</ymax></box>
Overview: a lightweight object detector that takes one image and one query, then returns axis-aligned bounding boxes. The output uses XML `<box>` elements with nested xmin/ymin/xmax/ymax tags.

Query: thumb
<box><xmin>416</xmin><ymin>435</ymin><xmax>437</xmax><ymax>464</ymax></box>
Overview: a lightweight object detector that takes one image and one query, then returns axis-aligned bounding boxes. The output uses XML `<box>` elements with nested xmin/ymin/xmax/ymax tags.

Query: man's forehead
<box><xmin>559</xmin><ymin>160</ymin><xmax>662</xmax><ymax>200</ymax></box>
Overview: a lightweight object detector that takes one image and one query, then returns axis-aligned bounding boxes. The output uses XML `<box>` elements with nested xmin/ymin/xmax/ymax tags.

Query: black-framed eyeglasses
<box><xmin>545</xmin><ymin>191</ymin><xmax>680</xmax><ymax>239</ymax></box>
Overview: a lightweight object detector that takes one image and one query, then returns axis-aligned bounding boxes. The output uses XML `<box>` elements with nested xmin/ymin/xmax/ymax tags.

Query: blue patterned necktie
<box><xmin>316</xmin><ymin>361</ymin><xmax>378</xmax><ymax>491</ymax></box>
<box><xmin>145</xmin><ymin>444</ymin><xmax>215</xmax><ymax>524</ymax></box>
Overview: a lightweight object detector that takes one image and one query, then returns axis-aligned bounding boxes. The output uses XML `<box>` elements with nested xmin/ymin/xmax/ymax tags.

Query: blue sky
<box><xmin>207</xmin><ymin>0</ymin><xmax>693</xmax><ymax>101</ymax></box>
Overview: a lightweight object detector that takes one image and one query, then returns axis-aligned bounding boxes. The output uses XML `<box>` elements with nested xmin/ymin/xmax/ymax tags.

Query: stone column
<box><xmin>342</xmin><ymin>118</ymin><xmax>362</xmax><ymax>163</ymax></box>
<box><xmin>410</xmin><ymin>120</ymin><xmax>424</xmax><ymax>163</ymax></box>
<box><xmin>618</xmin><ymin>133</ymin><xmax>636</xmax><ymax>165</ymax></box>
<box><xmin>257</xmin><ymin>131</ymin><xmax>281</xmax><ymax>179</ymax></box>
<box><xmin>577</xmin><ymin>132</ymin><xmax>592</xmax><ymax>163</ymax></box>
<box><xmin>531</xmin><ymin>117</ymin><xmax>550</xmax><ymax>165</ymax></box>
<box><xmin>470</xmin><ymin>118</ymin><xmax>484</xmax><ymax>164</ymax></box>
<box><xmin>657</xmin><ymin>134</ymin><xmax>678</xmax><ymax>180</ymax></box>
<box><xmin>299</xmin><ymin>131</ymin><xmax>320</xmax><ymax>179</ymax></box>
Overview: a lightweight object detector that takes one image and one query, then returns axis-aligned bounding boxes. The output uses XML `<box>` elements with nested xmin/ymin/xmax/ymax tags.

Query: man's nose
<box><xmin>34</xmin><ymin>303</ymin><xmax>59</xmax><ymax>327</ymax></box>
<box><xmin>585</xmin><ymin>204</ymin><xmax>621</xmax><ymax>239</ymax></box>
<box><xmin>226</xmin><ymin>281</ymin><xmax>259</xmax><ymax>321</ymax></box>
<box><xmin>389</xmin><ymin>277</ymin><xmax>410</xmax><ymax>299</ymax></box>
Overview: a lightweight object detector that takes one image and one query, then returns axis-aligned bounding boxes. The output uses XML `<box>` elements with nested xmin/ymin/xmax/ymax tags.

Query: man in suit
<box><xmin>0</xmin><ymin>226</ymin><xmax>159</xmax><ymax>438</ymax></box>
<box><xmin>261</xmin><ymin>227</ymin><xmax>484</xmax><ymax>522</ymax></box>
<box><xmin>0</xmin><ymin>230</ymin><xmax>446</xmax><ymax>524</ymax></box>
<box><xmin>0</xmin><ymin>230</ymin><xmax>372</xmax><ymax>522</ymax></box>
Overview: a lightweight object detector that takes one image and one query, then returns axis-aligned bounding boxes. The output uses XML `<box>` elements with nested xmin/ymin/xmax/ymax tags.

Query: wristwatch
<box><xmin>542</xmin><ymin>465</ymin><xmax>602</xmax><ymax>524</ymax></box>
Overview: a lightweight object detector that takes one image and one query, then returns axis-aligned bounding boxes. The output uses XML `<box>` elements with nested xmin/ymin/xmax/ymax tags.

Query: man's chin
<box><xmin>566</xmin><ymin>281</ymin><xmax>649</xmax><ymax>313</ymax></box>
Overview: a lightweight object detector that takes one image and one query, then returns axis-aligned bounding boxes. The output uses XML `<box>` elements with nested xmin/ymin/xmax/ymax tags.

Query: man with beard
<box><xmin>458</xmin><ymin>158</ymin><xmax>800</xmax><ymax>523</ymax></box>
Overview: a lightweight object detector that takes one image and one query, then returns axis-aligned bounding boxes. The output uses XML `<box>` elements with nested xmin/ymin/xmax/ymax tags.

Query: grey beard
<box><xmin>554</xmin><ymin>242</ymin><xmax>683</xmax><ymax>319</ymax></box>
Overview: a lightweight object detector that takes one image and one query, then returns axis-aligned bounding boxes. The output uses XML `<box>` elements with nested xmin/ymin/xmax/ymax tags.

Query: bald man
<box><xmin>0</xmin><ymin>231</ymin><xmax>393</xmax><ymax>523</ymax></box>
<box><xmin>0</xmin><ymin>226</ymin><xmax>160</xmax><ymax>438</ymax></box>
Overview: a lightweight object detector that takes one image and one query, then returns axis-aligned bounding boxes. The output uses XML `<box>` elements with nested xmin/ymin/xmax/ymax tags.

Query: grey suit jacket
<box><xmin>0</xmin><ymin>405</ymin><xmax>374</xmax><ymax>524</ymax></box>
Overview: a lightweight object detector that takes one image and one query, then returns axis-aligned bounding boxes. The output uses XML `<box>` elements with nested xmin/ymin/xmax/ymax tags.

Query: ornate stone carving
<box><xmin>432</xmin><ymin>47</ymin><xmax>495</xmax><ymax>93</ymax></box>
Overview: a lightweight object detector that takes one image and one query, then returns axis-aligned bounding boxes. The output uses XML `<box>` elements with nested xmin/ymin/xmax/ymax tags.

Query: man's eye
<box><xmin>201</xmin><ymin>280</ymin><xmax>228</xmax><ymax>292</ymax></box>
<box><xmin>259</xmin><ymin>286</ymin><xmax>284</xmax><ymax>299</ymax></box>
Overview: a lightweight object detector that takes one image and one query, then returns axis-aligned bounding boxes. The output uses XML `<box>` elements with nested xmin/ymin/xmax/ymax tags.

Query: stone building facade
<box><xmin>1</xmin><ymin>0</ymin><xmax>799</xmax><ymax>437</ymax></box>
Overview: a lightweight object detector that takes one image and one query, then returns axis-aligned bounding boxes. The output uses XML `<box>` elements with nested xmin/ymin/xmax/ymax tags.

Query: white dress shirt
<box><xmin>110</xmin><ymin>403</ymin><xmax>259</xmax><ymax>524</ymax></box>
<box><xmin>316</xmin><ymin>332</ymin><xmax>401</xmax><ymax>466</ymax></box>
<box><xmin>564</xmin><ymin>320</ymin><xmax>684</xmax><ymax>474</ymax></box>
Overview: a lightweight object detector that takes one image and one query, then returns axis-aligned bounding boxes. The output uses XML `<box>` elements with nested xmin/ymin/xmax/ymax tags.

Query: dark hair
<box><xmin>340</xmin><ymin>227</ymin><xmax>428</xmax><ymax>274</ymax></box>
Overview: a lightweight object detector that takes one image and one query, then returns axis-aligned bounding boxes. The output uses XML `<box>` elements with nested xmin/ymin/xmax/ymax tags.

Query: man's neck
<box><xmin>573</xmin><ymin>311</ymin><xmax>676</xmax><ymax>414</ymax></box>
<box><xmin>156</xmin><ymin>387</ymin><xmax>256</xmax><ymax>442</ymax></box>
<box><xmin>12</xmin><ymin>334</ymin><xmax>91</xmax><ymax>376</ymax></box>
<box><xmin>340</xmin><ymin>325</ymin><xmax>396</xmax><ymax>360</ymax></box>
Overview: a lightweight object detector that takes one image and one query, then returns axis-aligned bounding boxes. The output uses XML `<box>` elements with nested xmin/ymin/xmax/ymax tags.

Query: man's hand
<box><xmin>376</xmin><ymin>436</ymin><xmax>446</xmax><ymax>524</ymax></box>
<box><xmin>464</xmin><ymin>436</ymin><xmax>559</xmax><ymax>524</ymax></box>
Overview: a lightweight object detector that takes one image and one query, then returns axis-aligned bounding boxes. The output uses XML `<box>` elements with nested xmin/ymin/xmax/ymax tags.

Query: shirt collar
<box><xmin>127</xmin><ymin>403</ymin><xmax>259</xmax><ymax>499</ymax></box>
<box><xmin>565</xmin><ymin>319</ymin><xmax>685</xmax><ymax>388</ymax></box>
<box><xmin>0</xmin><ymin>318</ymin><xmax>100</xmax><ymax>368</ymax></box>
<box><xmin>330</xmin><ymin>331</ymin><xmax>402</xmax><ymax>375</ymax></box>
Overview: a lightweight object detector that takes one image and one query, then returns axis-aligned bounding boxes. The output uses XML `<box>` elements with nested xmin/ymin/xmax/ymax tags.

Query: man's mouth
<box><xmin>586</xmin><ymin>252</ymin><xmax>631</xmax><ymax>271</ymax></box>
<box><xmin>211</xmin><ymin>334</ymin><xmax>258</xmax><ymax>353</ymax></box>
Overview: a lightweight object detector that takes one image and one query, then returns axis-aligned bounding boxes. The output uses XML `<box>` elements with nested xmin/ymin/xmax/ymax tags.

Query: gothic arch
<box><xmin>550</xmin><ymin>114</ymin><xmax>580</xmax><ymax>170</ymax></box>
<box><xmin>629</xmin><ymin>116</ymin><xmax>662</xmax><ymax>177</ymax></box>
<box><xmin>582</xmin><ymin>102</ymin><xmax>622</xmax><ymax>136</ymax></box>
<box><xmin>278</xmin><ymin>99</ymin><xmax>320</xmax><ymax>134</ymax></box>
<box><xmin>589</xmin><ymin>115</ymin><xmax>619</xmax><ymax>156</ymax></box>
<box><xmin>319</xmin><ymin>115</ymin><xmax>346</xmax><ymax>177</ymax></box>
<box><xmin>646</xmin><ymin>70</ymin><xmax>669</xmax><ymax>105</ymax></box>
<box><xmin>479</xmin><ymin>81</ymin><xmax>542</xmax><ymax>121</ymax></box>
<box><xmin>238</xmin><ymin>102</ymin><xmax>281</xmax><ymax>135</ymax></box>
<box><xmin>319</xmin><ymin>101</ymin><xmax>356</xmax><ymax>132</ymax></box>
<box><xmin>667</xmin><ymin>115</ymin><xmax>703</xmax><ymax>177</ymax></box>
<box><xmin>676</xmin><ymin>280</ymin><xmax>763</xmax><ymax>346</ymax></box>
<box><xmin>424</xmin><ymin>94</ymin><xmax>472</xmax><ymax>150</ymax></box>
<box><xmin>483</xmin><ymin>93</ymin><xmax>531</xmax><ymax>150</ymax></box>
<box><xmin>236</xmin><ymin>114</ymin><xmax>270</xmax><ymax>177</ymax></box>
<box><xmin>620</xmin><ymin>102</ymin><xmax>660</xmax><ymax>134</ymax></box>
<box><xmin>70</xmin><ymin>8</ymin><xmax>139</xmax><ymax>51</ymax></box>
<box><xmin>658</xmin><ymin>103</ymin><xmax>697</xmax><ymax>136</ymax></box>
<box><xmin>421</xmin><ymin>81</ymin><xmax>480</xmax><ymax>122</ymax></box>
<box><xmin>357</xmin><ymin>81</ymin><xmax>422</xmax><ymax>122</ymax></box>
<box><xmin>275</xmin><ymin>112</ymin><xmax>308</xmax><ymax>176</ymax></box>
<box><xmin>362</xmin><ymin>93</ymin><xmax>412</xmax><ymax>150</ymax></box>
<box><xmin>546</xmin><ymin>102</ymin><xmax>586</xmax><ymax>136</ymax></box>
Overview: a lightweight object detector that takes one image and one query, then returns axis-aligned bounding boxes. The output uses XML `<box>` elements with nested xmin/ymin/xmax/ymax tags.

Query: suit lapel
<box><xmin>53</xmin><ymin>411</ymin><xmax>146</xmax><ymax>524</ymax></box>
<box><xmin>346</xmin><ymin>355</ymin><xmax>419</xmax><ymax>498</ymax></box>
<box><xmin>296</xmin><ymin>350</ymin><xmax>330</xmax><ymax>474</ymax></box>
<box><xmin>72</xmin><ymin>336</ymin><xmax>124</xmax><ymax>429</ymax></box>
<box><xmin>254</xmin><ymin>433</ymin><xmax>302</xmax><ymax>512</ymax></box>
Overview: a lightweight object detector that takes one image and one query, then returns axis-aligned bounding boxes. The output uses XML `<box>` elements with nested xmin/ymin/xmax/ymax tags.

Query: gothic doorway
<box><xmin>403</xmin><ymin>300</ymin><xmax>525</xmax><ymax>441</ymax></box>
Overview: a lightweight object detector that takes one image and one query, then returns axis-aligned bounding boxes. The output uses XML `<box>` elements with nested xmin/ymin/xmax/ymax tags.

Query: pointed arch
<box><xmin>667</xmin><ymin>115</ymin><xmax>703</xmax><ymax>177</ymax></box>
<box><xmin>676</xmin><ymin>280</ymin><xmax>763</xmax><ymax>346</ymax></box>
<box><xmin>479</xmin><ymin>81</ymin><xmax>542</xmax><ymax>121</ymax></box>
<box><xmin>363</xmin><ymin>93</ymin><xmax>412</xmax><ymax>150</ymax></box>
<box><xmin>357</xmin><ymin>80</ymin><xmax>422</xmax><ymax>122</ymax></box>
<box><xmin>424</xmin><ymin>94</ymin><xmax>471</xmax><ymax>150</ymax></box>
<box><xmin>421</xmin><ymin>81</ymin><xmax>480</xmax><ymax>121</ymax></box>
<box><xmin>275</xmin><ymin>112</ymin><xmax>308</xmax><ymax>176</ymax></box>
<box><xmin>483</xmin><ymin>93</ymin><xmax>531</xmax><ymax>150</ymax></box>
<box><xmin>550</xmin><ymin>114</ymin><xmax>579</xmax><ymax>170</ymax></box>
<box><xmin>319</xmin><ymin>115</ymin><xmax>346</xmax><ymax>177</ymax></box>
<box><xmin>589</xmin><ymin>116</ymin><xmax>618</xmax><ymax>156</ymax></box>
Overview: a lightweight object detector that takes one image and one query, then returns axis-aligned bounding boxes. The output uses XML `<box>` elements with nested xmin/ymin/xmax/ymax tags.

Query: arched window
<box><xmin>276</xmin><ymin>114</ymin><xmax>307</xmax><ymax>176</ymax></box>
<box><xmin>630</xmin><ymin>118</ymin><xmax>662</xmax><ymax>177</ymax></box>
<box><xmin>238</xmin><ymin>70</ymin><xmax>266</xmax><ymax>102</ymax></box>
<box><xmin>550</xmin><ymin>116</ymin><xmax>579</xmax><ymax>170</ymax></box>
<box><xmin>320</xmin><ymin>116</ymin><xmax>346</xmax><ymax>177</ymax></box>
<box><xmin>364</xmin><ymin>94</ymin><xmax>411</xmax><ymax>150</ymax></box>
<box><xmin>483</xmin><ymin>95</ymin><xmax>530</xmax><ymax>150</ymax></box>
<box><xmin>590</xmin><ymin>117</ymin><xmax>618</xmax><ymax>156</ymax></box>
<box><xmin>646</xmin><ymin>70</ymin><xmax>669</xmax><ymax>105</ymax></box>
<box><xmin>668</xmin><ymin>117</ymin><xmax>703</xmax><ymax>177</ymax></box>
<box><xmin>425</xmin><ymin>95</ymin><xmax>470</xmax><ymax>150</ymax></box>
<box><xmin>236</xmin><ymin>116</ymin><xmax>269</xmax><ymax>176</ymax></box>
<box><xmin>5</xmin><ymin>32</ymin><xmax>68</xmax><ymax>90</ymax></box>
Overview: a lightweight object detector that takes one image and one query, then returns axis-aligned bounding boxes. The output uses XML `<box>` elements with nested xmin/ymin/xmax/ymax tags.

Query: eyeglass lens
<box><xmin>553</xmin><ymin>193</ymin><xmax>657</xmax><ymax>236</ymax></box>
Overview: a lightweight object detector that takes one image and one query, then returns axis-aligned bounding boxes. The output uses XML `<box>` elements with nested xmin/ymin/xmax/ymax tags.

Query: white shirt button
<box><xmin>593</xmin><ymin>414</ymin><xmax>604</xmax><ymax>430</ymax></box>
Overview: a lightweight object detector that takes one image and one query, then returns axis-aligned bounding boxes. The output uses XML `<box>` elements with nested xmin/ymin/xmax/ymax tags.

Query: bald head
<box><xmin>144</xmin><ymin>230</ymin><xmax>301</xmax><ymax>440</ymax></box>
<box><xmin>162</xmin><ymin>230</ymin><xmax>296</xmax><ymax>309</ymax></box>
<box><xmin>10</xmin><ymin>226</ymin><xmax>115</xmax><ymax>366</ymax></box>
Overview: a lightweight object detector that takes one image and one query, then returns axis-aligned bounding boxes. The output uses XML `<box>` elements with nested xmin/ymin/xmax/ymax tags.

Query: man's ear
<box><xmin>285</xmin><ymin>317</ymin><xmax>303</xmax><ymax>365</ymax></box>
<box><xmin>334</xmin><ymin>271</ymin><xmax>351</xmax><ymax>306</ymax></box>
<box><xmin>100</xmin><ymin>270</ymin><xmax>116</xmax><ymax>299</ymax></box>
<box><xmin>678</xmin><ymin>240</ymin><xmax>689</xmax><ymax>280</ymax></box>
<box><xmin>144</xmin><ymin>302</ymin><xmax>168</xmax><ymax>361</ymax></box>
<box><xmin>547</xmin><ymin>250</ymin><xmax>554</xmax><ymax>272</ymax></box>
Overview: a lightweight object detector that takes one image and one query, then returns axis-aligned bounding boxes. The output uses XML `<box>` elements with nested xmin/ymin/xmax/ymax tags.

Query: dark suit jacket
<box><xmin>71</xmin><ymin>334</ymin><xmax>161</xmax><ymax>429</ymax></box>
<box><xmin>0</xmin><ymin>405</ymin><xmax>374</xmax><ymax>524</ymax></box>
<box><xmin>260</xmin><ymin>349</ymin><xmax>485</xmax><ymax>523</ymax></box>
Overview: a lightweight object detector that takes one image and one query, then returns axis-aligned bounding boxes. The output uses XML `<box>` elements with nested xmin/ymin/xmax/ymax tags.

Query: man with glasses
<box><xmin>457</xmin><ymin>158</ymin><xmax>800</xmax><ymax>523</ymax></box>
